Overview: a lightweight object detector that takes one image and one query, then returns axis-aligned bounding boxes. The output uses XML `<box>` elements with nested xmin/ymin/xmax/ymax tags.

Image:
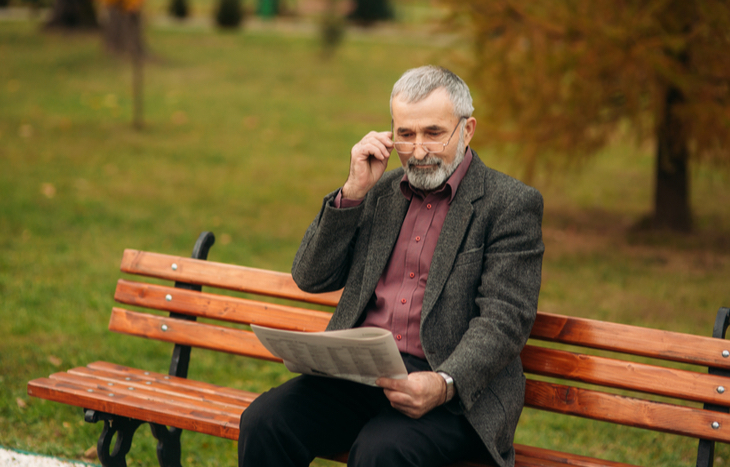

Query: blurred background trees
<box><xmin>442</xmin><ymin>0</ymin><xmax>730</xmax><ymax>232</ymax></box>
<box><xmin>348</xmin><ymin>0</ymin><xmax>392</xmax><ymax>25</ymax></box>
<box><xmin>255</xmin><ymin>0</ymin><xmax>277</xmax><ymax>18</ymax></box>
<box><xmin>100</xmin><ymin>0</ymin><xmax>145</xmax><ymax>128</ymax></box>
<box><xmin>102</xmin><ymin>0</ymin><xmax>144</xmax><ymax>54</ymax></box>
<box><xmin>28</xmin><ymin>0</ymin><xmax>728</xmax><ymax>232</ymax></box>
<box><xmin>45</xmin><ymin>0</ymin><xmax>97</xmax><ymax>28</ymax></box>
<box><xmin>168</xmin><ymin>0</ymin><xmax>188</xmax><ymax>20</ymax></box>
<box><xmin>215</xmin><ymin>0</ymin><xmax>244</xmax><ymax>28</ymax></box>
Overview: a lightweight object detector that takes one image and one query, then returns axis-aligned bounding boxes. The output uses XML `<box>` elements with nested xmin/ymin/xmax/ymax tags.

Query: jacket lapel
<box><xmin>421</xmin><ymin>155</ymin><xmax>486</xmax><ymax>323</ymax></box>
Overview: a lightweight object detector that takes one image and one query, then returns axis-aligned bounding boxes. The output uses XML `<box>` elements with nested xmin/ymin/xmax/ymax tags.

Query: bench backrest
<box><xmin>114</xmin><ymin>246</ymin><xmax>730</xmax><ymax>457</ymax></box>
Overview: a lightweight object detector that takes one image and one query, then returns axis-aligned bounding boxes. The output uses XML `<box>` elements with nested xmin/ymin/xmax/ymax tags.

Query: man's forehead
<box><xmin>391</xmin><ymin>88</ymin><xmax>455</xmax><ymax>124</ymax></box>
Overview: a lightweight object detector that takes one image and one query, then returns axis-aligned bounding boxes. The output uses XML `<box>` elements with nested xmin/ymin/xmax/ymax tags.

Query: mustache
<box><xmin>407</xmin><ymin>156</ymin><xmax>442</xmax><ymax>167</ymax></box>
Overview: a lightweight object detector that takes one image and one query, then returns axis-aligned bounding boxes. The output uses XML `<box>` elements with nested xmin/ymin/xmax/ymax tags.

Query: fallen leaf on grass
<box><xmin>40</xmin><ymin>183</ymin><xmax>56</xmax><ymax>198</ymax></box>
<box><xmin>16</xmin><ymin>398</ymin><xmax>27</xmax><ymax>409</ymax></box>
<box><xmin>83</xmin><ymin>446</ymin><xmax>98</xmax><ymax>461</ymax></box>
<box><xmin>48</xmin><ymin>355</ymin><xmax>62</xmax><ymax>366</ymax></box>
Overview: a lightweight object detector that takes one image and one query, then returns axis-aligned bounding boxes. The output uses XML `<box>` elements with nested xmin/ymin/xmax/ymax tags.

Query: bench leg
<box><xmin>84</xmin><ymin>410</ymin><xmax>184</xmax><ymax>467</ymax></box>
<box><xmin>150</xmin><ymin>423</ymin><xmax>183</xmax><ymax>467</ymax></box>
<box><xmin>697</xmin><ymin>307</ymin><xmax>730</xmax><ymax>467</ymax></box>
<box><xmin>85</xmin><ymin>410</ymin><xmax>145</xmax><ymax>467</ymax></box>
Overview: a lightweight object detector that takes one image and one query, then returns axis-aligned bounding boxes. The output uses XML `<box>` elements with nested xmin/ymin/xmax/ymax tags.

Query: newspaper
<box><xmin>251</xmin><ymin>325</ymin><xmax>408</xmax><ymax>386</ymax></box>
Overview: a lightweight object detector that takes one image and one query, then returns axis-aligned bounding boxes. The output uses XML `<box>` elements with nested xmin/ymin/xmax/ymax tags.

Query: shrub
<box><xmin>215</xmin><ymin>0</ymin><xmax>243</xmax><ymax>28</ymax></box>
<box><xmin>168</xmin><ymin>0</ymin><xmax>189</xmax><ymax>19</ymax></box>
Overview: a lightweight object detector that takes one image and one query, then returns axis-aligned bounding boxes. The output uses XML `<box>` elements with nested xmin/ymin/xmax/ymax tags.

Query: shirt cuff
<box><xmin>334</xmin><ymin>188</ymin><xmax>364</xmax><ymax>209</ymax></box>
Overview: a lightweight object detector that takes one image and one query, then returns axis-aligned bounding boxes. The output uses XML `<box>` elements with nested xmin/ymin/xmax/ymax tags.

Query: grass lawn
<box><xmin>1</xmin><ymin>11</ymin><xmax>730</xmax><ymax>467</ymax></box>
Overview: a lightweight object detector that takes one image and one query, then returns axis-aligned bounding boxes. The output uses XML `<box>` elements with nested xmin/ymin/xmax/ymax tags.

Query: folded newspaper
<box><xmin>251</xmin><ymin>325</ymin><xmax>408</xmax><ymax>386</ymax></box>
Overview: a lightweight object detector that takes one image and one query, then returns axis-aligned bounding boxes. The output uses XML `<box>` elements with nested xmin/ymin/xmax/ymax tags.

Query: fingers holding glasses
<box><xmin>354</xmin><ymin>131</ymin><xmax>394</xmax><ymax>160</ymax></box>
<box><xmin>343</xmin><ymin>131</ymin><xmax>394</xmax><ymax>200</ymax></box>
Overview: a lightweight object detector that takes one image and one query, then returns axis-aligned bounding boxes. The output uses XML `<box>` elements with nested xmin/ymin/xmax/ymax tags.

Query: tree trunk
<box><xmin>46</xmin><ymin>0</ymin><xmax>98</xmax><ymax>29</ymax></box>
<box><xmin>132</xmin><ymin>38</ymin><xmax>144</xmax><ymax>130</ymax></box>
<box><xmin>104</xmin><ymin>6</ymin><xmax>143</xmax><ymax>56</ymax></box>
<box><xmin>348</xmin><ymin>0</ymin><xmax>392</xmax><ymax>25</ymax></box>
<box><xmin>652</xmin><ymin>84</ymin><xmax>692</xmax><ymax>232</ymax></box>
<box><xmin>102</xmin><ymin>6</ymin><xmax>145</xmax><ymax>130</ymax></box>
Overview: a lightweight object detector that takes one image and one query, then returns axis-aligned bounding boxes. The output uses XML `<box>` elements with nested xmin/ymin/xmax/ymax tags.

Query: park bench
<box><xmin>27</xmin><ymin>232</ymin><xmax>730</xmax><ymax>467</ymax></box>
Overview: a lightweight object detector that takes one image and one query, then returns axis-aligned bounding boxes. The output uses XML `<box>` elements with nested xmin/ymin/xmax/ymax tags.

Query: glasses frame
<box><xmin>391</xmin><ymin>116</ymin><xmax>466</xmax><ymax>155</ymax></box>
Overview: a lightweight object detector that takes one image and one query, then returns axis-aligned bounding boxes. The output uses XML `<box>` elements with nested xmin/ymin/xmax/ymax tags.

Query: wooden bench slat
<box><xmin>120</xmin><ymin>249</ymin><xmax>342</xmax><ymax>307</ymax></box>
<box><xmin>114</xmin><ymin>279</ymin><xmax>331</xmax><ymax>332</ymax></box>
<box><xmin>521</xmin><ymin>345</ymin><xmax>730</xmax><ymax>407</ymax></box>
<box><xmin>65</xmin><ymin>367</ymin><xmax>256</xmax><ymax>410</ymax></box>
<box><xmin>108</xmin><ymin>308</ymin><xmax>282</xmax><ymax>362</ymax></box>
<box><xmin>27</xmin><ymin>377</ymin><xmax>241</xmax><ymax>440</ymax></box>
<box><xmin>525</xmin><ymin>379</ymin><xmax>730</xmax><ymax>442</ymax></box>
<box><xmin>321</xmin><ymin>444</ymin><xmax>640</xmax><ymax>467</ymax></box>
<box><xmin>513</xmin><ymin>444</ymin><xmax>638</xmax><ymax>467</ymax></box>
<box><xmin>86</xmin><ymin>362</ymin><xmax>258</xmax><ymax>402</ymax></box>
<box><xmin>49</xmin><ymin>372</ymin><xmax>246</xmax><ymax>418</ymax></box>
<box><xmin>532</xmin><ymin>312</ymin><xmax>730</xmax><ymax>370</ymax></box>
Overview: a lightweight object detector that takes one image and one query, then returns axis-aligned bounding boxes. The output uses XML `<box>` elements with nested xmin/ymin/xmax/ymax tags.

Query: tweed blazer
<box><xmin>291</xmin><ymin>151</ymin><xmax>544</xmax><ymax>467</ymax></box>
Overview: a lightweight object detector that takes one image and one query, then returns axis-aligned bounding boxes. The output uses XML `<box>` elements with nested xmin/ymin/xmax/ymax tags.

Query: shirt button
<box><xmin>396</xmin><ymin>334</ymin><xmax>402</xmax><ymax>340</ymax></box>
<box><xmin>415</xmin><ymin>236</ymin><xmax>421</xmax><ymax>242</ymax></box>
<box><xmin>409</xmin><ymin>272</ymin><xmax>415</xmax><ymax>278</ymax></box>
<box><xmin>427</xmin><ymin>204</ymin><xmax>432</xmax><ymax>209</ymax></box>
<box><xmin>401</xmin><ymin>298</ymin><xmax>407</xmax><ymax>304</ymax></box>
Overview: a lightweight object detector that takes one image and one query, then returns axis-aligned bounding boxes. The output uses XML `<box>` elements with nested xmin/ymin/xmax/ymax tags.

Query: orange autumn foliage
<box><xmin>440</xmin><ymin>0</ymin><xmax>730</xmax><ymax>173</ymax></box>
<box><xmin>100</xmin><ymin>0</ymin><xmax>144</xmax><ymax>13</ymax></box>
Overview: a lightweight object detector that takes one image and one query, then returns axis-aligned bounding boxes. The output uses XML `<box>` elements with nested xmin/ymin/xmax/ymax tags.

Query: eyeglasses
<box><xmin>392</xmin><ymin>117</ymin><xmax>466</xmax><ymax>155</ymax></box>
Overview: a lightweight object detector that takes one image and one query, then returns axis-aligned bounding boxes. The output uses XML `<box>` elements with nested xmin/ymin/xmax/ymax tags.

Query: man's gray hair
<box><xmin>390</xmin><ymin>65</ymin><xmax>474</xmax><ymax>118</ymax></box>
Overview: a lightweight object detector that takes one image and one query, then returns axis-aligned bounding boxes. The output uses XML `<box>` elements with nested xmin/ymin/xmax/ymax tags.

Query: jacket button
<box><xmin>396</xmin><ymin>334</ymin><xmax>402</xmax><ymax>340</ymax></box>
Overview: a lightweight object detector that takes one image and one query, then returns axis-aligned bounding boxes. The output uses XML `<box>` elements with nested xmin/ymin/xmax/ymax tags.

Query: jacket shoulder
<box><xmin>470</xmin><ymin>151</ymin><xmax>543</xmax><ymax>205</ymax></box>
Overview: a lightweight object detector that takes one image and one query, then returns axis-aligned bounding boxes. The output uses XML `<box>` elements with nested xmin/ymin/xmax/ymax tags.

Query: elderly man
<box><xmin>238</xmin><ymin>65</ymin><xmax>544</xmax><ymax>467</ymax></box>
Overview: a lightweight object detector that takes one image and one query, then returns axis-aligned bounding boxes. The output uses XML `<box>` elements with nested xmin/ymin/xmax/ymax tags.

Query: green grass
<box><xmin>1</xmin><ymin>13</ymin><xmax>730</xmax><ymax>467</ymax></box>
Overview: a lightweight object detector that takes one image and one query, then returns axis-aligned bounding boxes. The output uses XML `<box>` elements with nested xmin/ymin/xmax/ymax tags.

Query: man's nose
<box><xmin>413</xmin><ymin>144</ymin><xmax>429</xmax><ymax>160</ymax></box>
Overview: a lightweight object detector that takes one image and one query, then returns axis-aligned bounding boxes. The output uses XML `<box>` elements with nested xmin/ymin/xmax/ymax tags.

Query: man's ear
<box><xmin>463</xmin><ymin>117</ymin><xmax>477</xmax><ymax>147</ymax></box>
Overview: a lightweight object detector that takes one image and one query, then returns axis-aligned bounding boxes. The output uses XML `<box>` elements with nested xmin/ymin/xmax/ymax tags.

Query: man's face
<box><xmin>391</xmin><ymin>88</ymin><xmax>476</xmax><ymax>191</ymax></box>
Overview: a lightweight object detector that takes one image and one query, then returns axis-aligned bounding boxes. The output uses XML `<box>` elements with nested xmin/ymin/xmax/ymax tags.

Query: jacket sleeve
<box><xmin>437</xmin><ymin>186</ymin><xmax>544</xmax><ymax>412</ymax></box>
<box><xmin>291</xmin><ymin>189</ymin><xmax>364</xmax><ymax>293</ymax></box>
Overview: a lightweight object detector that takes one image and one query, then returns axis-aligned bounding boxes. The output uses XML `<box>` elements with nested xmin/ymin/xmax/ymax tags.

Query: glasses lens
<box><xmin>394</xmin><ymin>142</ymin><xmax>446</xmax><ymax>154</ymax></box>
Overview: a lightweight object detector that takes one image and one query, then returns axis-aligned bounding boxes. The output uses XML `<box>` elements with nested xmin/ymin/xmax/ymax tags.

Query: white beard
<box><xmin>404</xmin><ymin>127</ymin><xmax>466</xmax><ymax>191</ymax></box>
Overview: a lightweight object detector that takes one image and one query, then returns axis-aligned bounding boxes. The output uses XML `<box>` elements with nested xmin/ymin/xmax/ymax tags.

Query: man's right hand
<box><xmin>341</xmin><ymin>131</ymin><xmax>394</xmax><ymax>200</ymax></box>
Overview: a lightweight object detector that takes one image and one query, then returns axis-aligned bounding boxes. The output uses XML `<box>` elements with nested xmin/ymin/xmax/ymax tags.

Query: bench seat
<box><xmin>29</xmin><ymin>362</ymin><xmax>638</xmax><ymax>467</ymax></box>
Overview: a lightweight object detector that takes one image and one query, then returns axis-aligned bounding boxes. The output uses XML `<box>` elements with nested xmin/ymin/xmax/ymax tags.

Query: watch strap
<box><xmin>436</xmin><ymin>371</ymin><xmax>455</xmax><ymax>403</ymax></box>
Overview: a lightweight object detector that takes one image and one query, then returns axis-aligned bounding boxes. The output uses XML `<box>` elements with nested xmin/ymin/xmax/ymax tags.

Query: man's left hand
<box><xmin>376</xmin><ymin>371</ymin><xmax>446</xmax><ymax>419</ymax></box>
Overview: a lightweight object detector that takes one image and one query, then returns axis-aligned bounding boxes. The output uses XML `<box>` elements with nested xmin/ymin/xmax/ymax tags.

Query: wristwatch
<box><xmin>436</xmin><ymin>371</ymin><xmax>455</xmax><ymax>402</ymax></box>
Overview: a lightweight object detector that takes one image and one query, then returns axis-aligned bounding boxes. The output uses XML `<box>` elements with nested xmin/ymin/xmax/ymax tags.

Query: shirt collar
<box><xmin>400</xmin><ymin>147</ymin><xmax>473</xmax><ymax>204</ymax></box>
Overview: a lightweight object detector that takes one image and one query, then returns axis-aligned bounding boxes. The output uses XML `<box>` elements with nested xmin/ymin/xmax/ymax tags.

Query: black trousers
<box><xmin>238</xmin><ymin>354</ymin><xmax>490</xmax><ymax>467</ymax></box>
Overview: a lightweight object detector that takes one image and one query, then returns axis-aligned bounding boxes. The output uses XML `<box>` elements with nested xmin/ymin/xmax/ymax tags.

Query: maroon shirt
<box><xmin>335</xmin><ymin>149</ymin><xmax>474</xmax><ymax>359</ymax></box>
